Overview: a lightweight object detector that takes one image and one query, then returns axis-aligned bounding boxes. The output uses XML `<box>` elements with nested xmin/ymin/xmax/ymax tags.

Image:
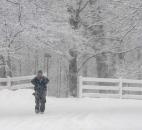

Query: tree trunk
<box><xmin>0</xmin><ymin>56</ymin><xmax>6</xmax><ymax>78</ymax></box>
<box><xmin>69</xmin><ymin>49</ymin><xmax>78</xmax><ymax>97</ymax></box>
<box><xmin>7</xmin><ymin>55</ymin><xmax>12</xmax><ymax>77</ymax></box>
<box><xmin>96</xmin><ymin>53</ymin><xmax>116</xmax><ymax>78</ymax></box>
<box><xmin>34</xmin><ymin>50</ymin><xmax>39</xmax><ymax>74</ymax></box>
<box><xmin>0</xmin><ymin>56</ymin><xmax>6</xmax><ymax>86</ymax></box>
<box><xmin>96</xmin><ymin>53</ymin><xmax>108</xmax><ymax>78</ymax></box>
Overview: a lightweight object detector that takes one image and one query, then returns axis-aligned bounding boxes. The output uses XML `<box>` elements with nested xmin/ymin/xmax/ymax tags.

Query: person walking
<box><xmin>31</xmin><ymin>70</ymin><xmax>49</xmax><ymax>114</ymax></box>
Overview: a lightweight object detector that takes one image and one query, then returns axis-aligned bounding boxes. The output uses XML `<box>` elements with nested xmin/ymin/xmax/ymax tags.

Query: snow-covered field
<box><xmin>0</xmin><ymin>89</ymin><xmax>142</xmax><ymax>130</ymax></box>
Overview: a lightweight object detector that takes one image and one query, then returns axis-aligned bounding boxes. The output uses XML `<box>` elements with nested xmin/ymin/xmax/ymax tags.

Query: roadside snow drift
<box><xmin>0</xmin><ymin>89</ymin><xmax>142</xmax><ymax>130</ymax></box>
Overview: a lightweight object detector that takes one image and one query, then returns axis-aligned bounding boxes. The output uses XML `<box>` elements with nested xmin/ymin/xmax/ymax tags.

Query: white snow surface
<box><xmin>0</xmin><ymin>89</ymin><xmax>142</xmax><ymax>130</ymax></box>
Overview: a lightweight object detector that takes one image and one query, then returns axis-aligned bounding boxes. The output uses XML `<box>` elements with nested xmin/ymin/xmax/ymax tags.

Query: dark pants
<box><xmin>35</xmin><ymin>90</ymin><xmax>46</xmax><ymax>113</ymax></box>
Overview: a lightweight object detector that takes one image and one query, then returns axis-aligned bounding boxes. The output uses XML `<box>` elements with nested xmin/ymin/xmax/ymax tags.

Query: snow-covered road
<box><xmin>0</xmin><ymin>89</ymin><xmax>142</xmax><ymax>130</ymax></box>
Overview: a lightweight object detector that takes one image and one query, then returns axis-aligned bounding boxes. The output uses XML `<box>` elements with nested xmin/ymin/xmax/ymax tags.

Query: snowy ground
<box><xmin>0</xmin><ymin>89</ymin><xmax>142</xmax><ymax>130</ymax></box>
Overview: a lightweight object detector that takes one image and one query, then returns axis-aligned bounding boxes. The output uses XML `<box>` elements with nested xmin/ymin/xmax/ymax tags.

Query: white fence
<box><xmin>0</xmin><ymin>75</ymin><xmax>35</xmax><ymax>90</ymax></box>
<box><xmin>1</xmin><ymin>75</ymin><xmax>142</xmax><ymax>100</ymax></box>
<box><xmin>78</xmin><ymin>76</ymin><xmax>142</xmax><ymax>99</ymax></box>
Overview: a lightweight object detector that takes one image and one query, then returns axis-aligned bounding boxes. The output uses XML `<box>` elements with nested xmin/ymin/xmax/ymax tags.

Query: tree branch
<box><xmin>77</xmin><ymin>45</ymin><xmax>142</xmax><ymax>73</ymax></box>
<box><xmin>78</xmin><ymin>0</ymin><xmax>83</xmax><ymax>10</ymax></box>
<box><xmin>6</xmin><ymin>0</ymin><xmax>19</xmax><ymax>5</ymax></box>
<box><xmin>120</xmin><ymin>24</ymin><xmax>137</xmax><ymax>44</ymax></box>
<box><xmin>6</xmin><ymin>0</ymin><xmax>22</xmax><ymax>25</ymax></box>
<box><xmin>36</xmin><ymin>37</ymin><xmax>71</xmax><ymax>60</ymax></box>
<box><xmin>79</xmin><ymin>0</ymin><xmax>89</xmax><ymax>12</ymax></box>
<box><xmin>9</xmin><ymin>29</ymin><xmax>25</xmax><ymax>46</ymax></box>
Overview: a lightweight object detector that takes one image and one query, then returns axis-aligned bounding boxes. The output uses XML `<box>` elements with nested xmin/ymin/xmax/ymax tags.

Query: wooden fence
<box><xmin>78</xmin><ymin>76</ymin><xmax>142</xmax><ymax>99</ymax></box>
<box><xmin>1</xmin><ymin>75</ymin><xmax>142</xmax><ymax>100</ymax></box>
<box><xmin>0</xmin><ymin>75</ymin><xmax>35</xmax><ymax>90</ymax></box>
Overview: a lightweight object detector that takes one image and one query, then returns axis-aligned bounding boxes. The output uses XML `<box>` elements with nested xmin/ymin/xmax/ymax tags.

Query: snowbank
<box><xmin>0</xmin><ymin>89</ymin><xmax>142</xmax><ymax>130</ymax></box>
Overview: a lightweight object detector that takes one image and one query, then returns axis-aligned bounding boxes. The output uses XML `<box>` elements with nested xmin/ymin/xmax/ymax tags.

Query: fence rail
<box><xmin>0</xmin><ymin>75</ymin><xmax>35</xmax><ymax>90</ymax></box>
<box><xmin>78</xmin><ymin>76</ymin><xmax>142</xmax><ymax>100</ymax></box>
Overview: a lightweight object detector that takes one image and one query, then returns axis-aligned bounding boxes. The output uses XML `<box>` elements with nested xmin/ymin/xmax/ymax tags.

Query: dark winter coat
<box><xmin>31</xmin><ymin>76</ymin><xmax>49</xmax><ymax>94</ymax></box>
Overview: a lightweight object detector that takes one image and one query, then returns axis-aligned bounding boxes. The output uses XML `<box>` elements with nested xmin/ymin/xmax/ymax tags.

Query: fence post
<box><xmin>7</xmin><ymin>76</ymin><xmax>11</xmax><ymax>88</ymax></box>
<box><xmin>119</xmin><ymin>77</ymin><xmax>123</xmax><ymax>98</ymax></box>
<box><xmin>78</xmin><ymin>76</ymin><xmax>83</xmax><ymax>98</ymax></box>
